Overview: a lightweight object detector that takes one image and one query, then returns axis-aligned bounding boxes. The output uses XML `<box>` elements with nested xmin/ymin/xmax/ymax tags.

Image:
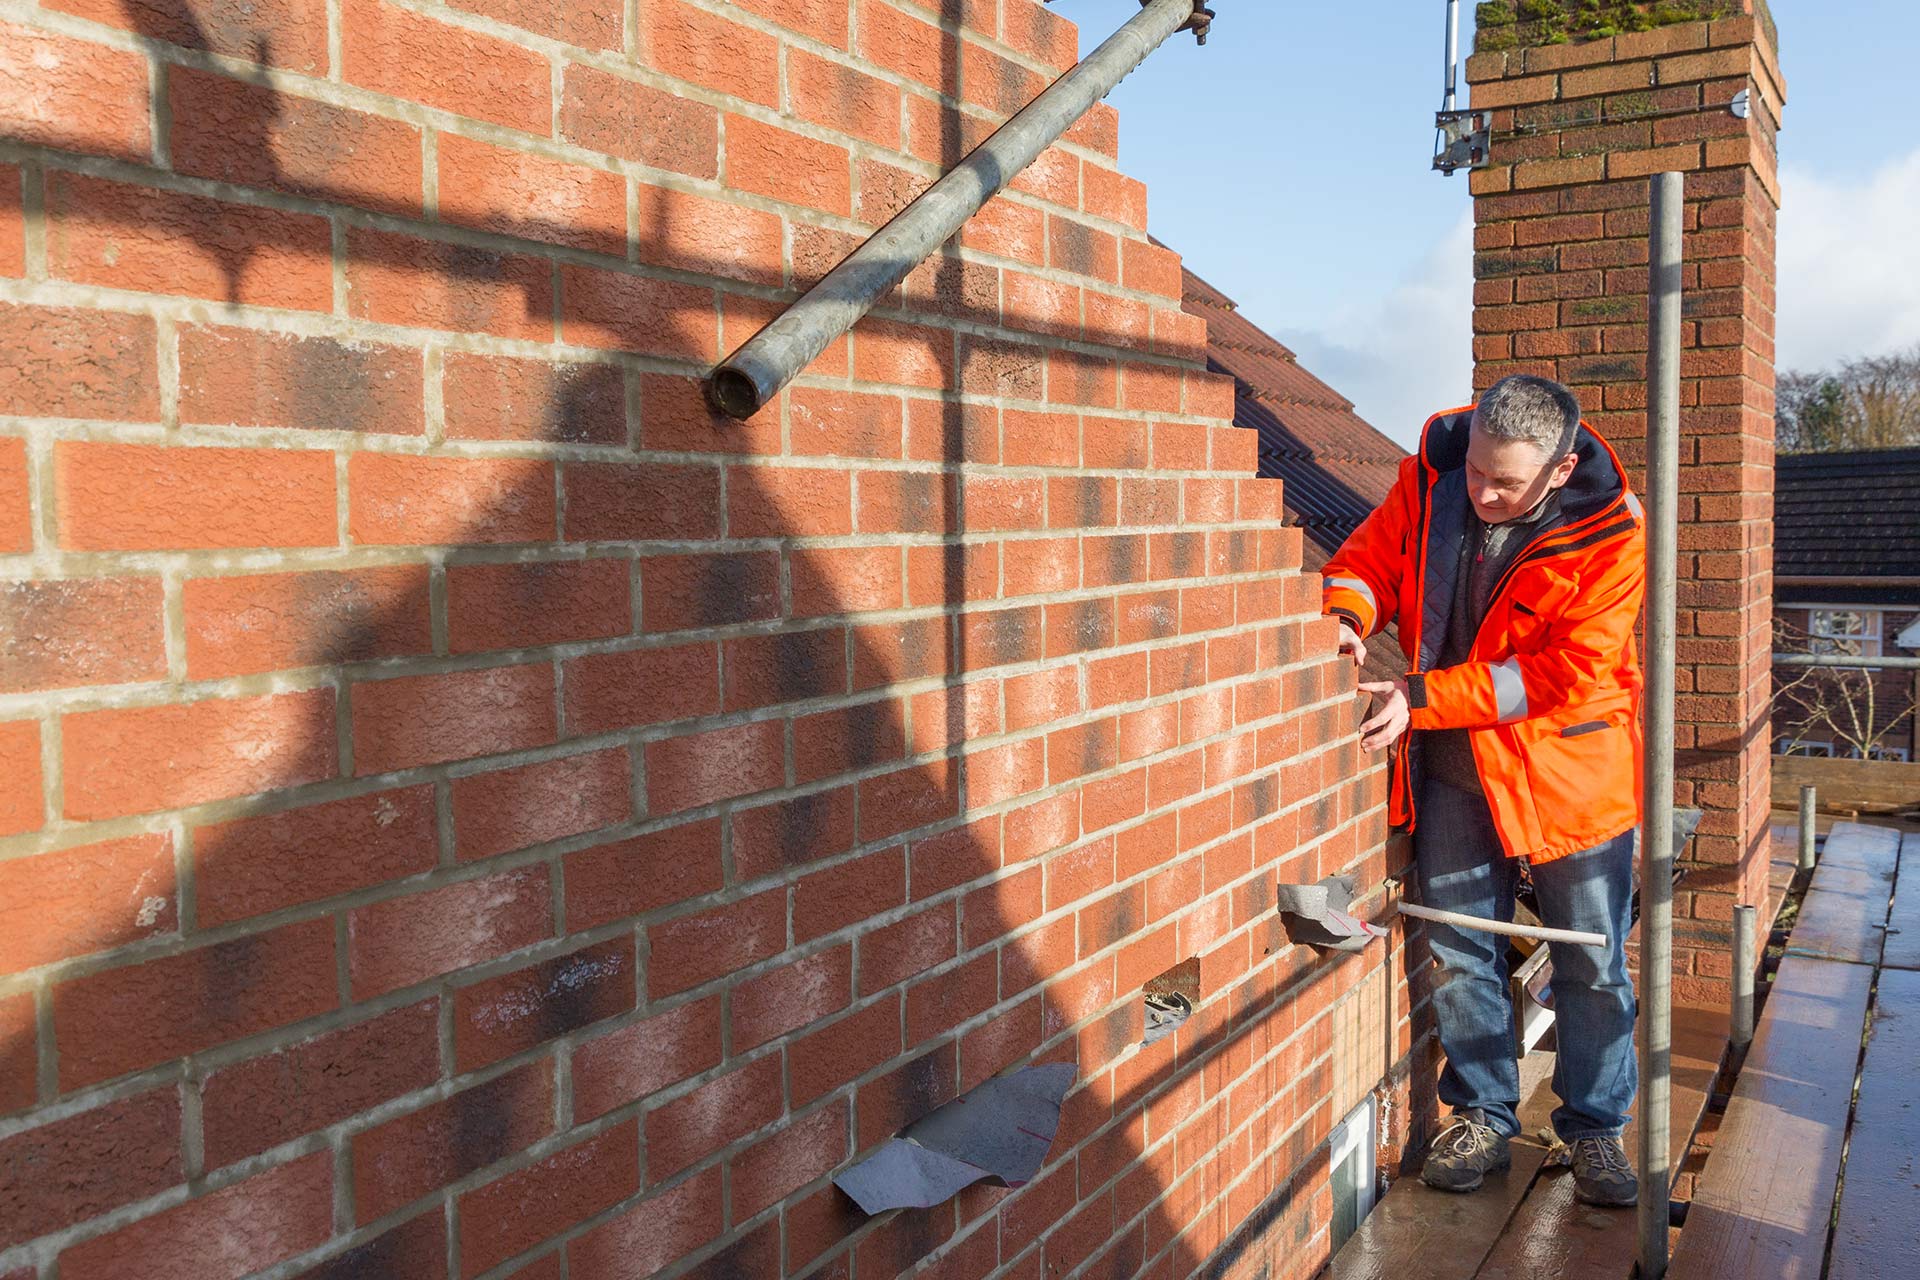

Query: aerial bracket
<box><xmin>1433</xmin><ymin>108</ymin><xmax>1492</xmax><ymax>175</ymax></box>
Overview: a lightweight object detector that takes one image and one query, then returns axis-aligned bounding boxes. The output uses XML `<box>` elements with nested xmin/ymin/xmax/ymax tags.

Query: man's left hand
<box><xmin>1357</xmin><ymin>677</ymin><xmax>1410</xmax><ymax>753</ymax></box>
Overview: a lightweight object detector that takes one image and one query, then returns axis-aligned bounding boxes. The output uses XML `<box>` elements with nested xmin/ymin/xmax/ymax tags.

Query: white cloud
<box><xmin>1268</xmin><ymin>214</ymin><xmax>1475</xmax><ymax>453</ymax></box>
<box><xmin>1776</xmin><ymin>148</ymin><xmax>1920</xmax><ymax>373</ymax></box>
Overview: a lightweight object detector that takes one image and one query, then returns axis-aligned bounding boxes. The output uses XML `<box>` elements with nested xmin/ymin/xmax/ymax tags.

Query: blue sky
<box><xmin>1049</xmin><ymin>1</ymin><xmax>1920</xmax><ymax>448</ymax></box>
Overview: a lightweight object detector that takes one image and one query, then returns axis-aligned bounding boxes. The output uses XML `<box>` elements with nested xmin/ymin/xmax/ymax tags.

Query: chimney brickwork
<box><xmin>1467</xmin><ymin>2</ymin><xmax>1784</xmax><ymax>997</ymax></box>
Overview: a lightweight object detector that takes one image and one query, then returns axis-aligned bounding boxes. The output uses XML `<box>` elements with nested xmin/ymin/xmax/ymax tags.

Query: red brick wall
<box><xmin>1467</xmin><ymin>5</ymin><xmax>1783</xmax><ymax>994</ymax></box>
<box><xmin>0</xmin><ymin>1</ymin><xmax>1421</xmax><ymax>1277</ymax></box>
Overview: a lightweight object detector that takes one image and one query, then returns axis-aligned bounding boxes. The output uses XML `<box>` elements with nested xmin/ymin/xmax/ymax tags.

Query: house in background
<box><xmin>1772</xmin><ymin>447</ymin><xmax>1920</xmax><ymax>760</ymax></box>
<box><xmin>1180</xmin><ymin>268</ymin><xmax>1410</xmax><ymax>682</ymax></box>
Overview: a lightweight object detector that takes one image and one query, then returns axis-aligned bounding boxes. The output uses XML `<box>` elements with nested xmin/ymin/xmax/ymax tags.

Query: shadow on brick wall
<box><xmin>0</xmin><ymin>4</ymin><xmax>1427</xmax><ymax>1278</ymax></box>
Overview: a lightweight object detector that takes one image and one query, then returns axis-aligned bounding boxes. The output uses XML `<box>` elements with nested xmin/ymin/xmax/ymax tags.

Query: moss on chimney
<box><xmin>1473</xmin><ymin>1</ymin><xmax>1744</xmax><ymax>52</ymax></box>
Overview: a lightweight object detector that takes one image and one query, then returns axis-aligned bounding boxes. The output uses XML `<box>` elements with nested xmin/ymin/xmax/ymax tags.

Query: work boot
<box><xmin>1568</xmin><ymin>1135</ymin><xmax>1638</xmax><ymax>1206</ymax></box>
<box><xmin>1420</xmin><ymin>1110</ymin><xmax>1511</xmax><ymax>1193</ymax></box>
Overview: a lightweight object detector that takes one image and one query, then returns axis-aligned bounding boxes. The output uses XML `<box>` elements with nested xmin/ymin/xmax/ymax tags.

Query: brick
<box><xmin>343</xmin><ymin>0</ymin><xmax>549</xmax><ymax>132</ymax></box>
<box><xmin>56</xmin><ymin>442</ymin><xmax>335</xmax><ymax>551</ymax></box>
<box><xmin>438</xmin><ymin>132</ymin><xmax>625</xmax><ymax>255</ymax></box>
<box><xmin>1563</xmin><ymin>60</ymin><xmax>1654</xmax><ymax>99</ymax></box>
<box><xmin>168</xmin><ymin>67</ymin><xmax>421</xmax><ymax>216</ymax></box>
<box><xmin>1608</xmin><ymin>142</ymin><xmax>1704</xmax><ymax>179</ymax></box>
<box><xmin>648</xmin><ymin>888</ymin><xmax>786</xmax><ymax>997</ymax></box>
<box><xmin>561</xmin><ymin>63</ymin><xmax>718</xmax><ymax>179</ymax></box>
<box><xmin>1</xmin><ymin>437</ymin><xmax>25</xmax><ymax>551</ymax></box>
<box><xmin>1</xmin><ymin>577</ymin><xmax>166</xmax><ymax>693</ymax></box>
<box><xmin>0</xmin><ymin>1087</ymin><xmax>180</xmax><ymax>1249</ymax></box>
<box><xmin>791</xmin><ymin>47</ymin><xmax>903</xmax><ymax>149</ymax></box>
<box><xmin>351</xmin><ymin>1060</ymin><xmax>553</xmax><ymax>1222</ymax></box>
<box><xmin>731</xmin><ymin>1100</ymin><xmax>849</xmax><ymax>1223</ymax></box>
<box><xmin>571</xmin><ymin>996</ymin><xmax>721</xmax><ymax>1121</ymax></box>
<box><xmin>565</xmin><ymin>818</ymin><xmax>722</xmax><ymax>931</ymax></box>
<box><xmin>642</xmin><ymin>373</ymin><xmax>779</xmax><ymax>455</ymax></box>
<box><xmin>728</xmin><ymin>628</ymin><xmax>851</xmax><ymax>713</ymax></box>
<box><xmin>452</xmin><ymin>748</ymin><xmax>631</xmax><ymax>861</ymax></box>
<box><xmin>345</xmin><ymin>227</ymin><xmax>553</xmax><ymax>341</ymax></box>
<box><xmin>195</xmin><ymin>787</ymin><xmax>434</xmax><ymax>927</ymax></box>
<box><xmin>964</xmin><ymin>40</ymin><xmax>1045</xmax><ymax>115</ymax></box>
<box><xmin>447</xmin><ymin>559</ymin><xmax>632</xmax><ymax>653</ymax></box>
<box><xmin>60</xmin><ymin>1152</ymin><xmax>330</xmax><ymax>1280</ymax></box>
<box><xmin>200</xmin><ymin>1001</ymin><xmax>438</xmax><ymax>1168</ymax></box>
<box><xmin>735</xmin><ymin>0</ymin><xmax>849</xmax><ymax>47</ymax></box>
<box><xmin>179</xmin><ymin>324</ymin><xmax>425</xmax><ymax>435</ymax></box>
<box><xmin>351</xmin><ymin>663</ymin><xmax>557</xmax><ymax>775</ymax></box>
<box><xmin>458</xmin><ymin>1123</ymin><xmax>639</xmax><ymax>1278</ymax></box>
<box><xmin>62</xmin><ymin>689</ymin><xmax>334</xmax><ymax>820</ymax></box>
<box><xmin>727</xmin><ymin>467</ymin><xmax>853</xmax><ymax>542</ymax></box>
<box><xmin>0</xmin><ymin>18</ymin><xmax>151</xmax><ymax>159</ymax></box>
<box><xmin>733</xmin><ymin>946</ymin><xmax>853</xmax><ymax>1053</ymax></box>
<box><xmin>46</xmin><ymin>173</ymin><xmax>329</xmax><ymax>311</ymax></box>
<box><xmin>559</xmin><ymin>262</ymin><xmax>717</xmax><ymax>362</ymax></box>
<box><xmin>640</xmin><ymin>552</ymin><xmax>781</xmax><ymax>632</ymax></box>
<box><xmin>0</xmin><ymin>991</ymin><xmax>31</xmax><ymax>1113</ymax></box>
<box><xmin>644</xmin><ymin>1054</ymin><xmax>782</xmax><ymax>1180</ymax></box>
<box><xmin>561</xmin><ymin>642</ymin><xmax>719</xmax><ymax>736</ymax></box>
<box><xmin>634</xmin><ymin>0</ymin><xmax>777</xmax><ymax>104</ymax></box>
<box><xmin>54</xmin><ymin>918</ymin><xmax>336</xmax><ymax>1089</ymax></box>
<box><xmin>0</xmin><ymin>720</ymin><xmax>42</xmax><ymax>837</ymax></box>
<box><xmin>725</xmin><ymin>114</ymin><xmax>852</xmax><ymax>216</ymax></box>
<box><xmin>731</xmin><ymin>786</ymin><xmax>856</xmax><ymax>880</ymax></box>
<box><xmin>858</xmin><ymin>0</ymin><xmax>957</xmax><ymax>93</ymax></box>
<box><xmin>447</xmin><ymin>354</ymin><xmax>626</xmax><ymax>445</ymax></box>
<box><xmin>858</xmin><ymin>757</ymin><xmax>957</xmax><ymax>842</ymax></box>
<box><xmin>451</xmin><ymin>0</ymin><xmax>617</xmax><ymax>48</ymax></box>
<box><xmin>860</xmin><ymin>905</ymin><xmax>956</xmax><ymax>994</ymax></box>
<box><xmin>0</xmin><ymin>165</ymin><xmax>19</xmax><ymax>277</ymax></box>
<box><xmin>294</xmin><ymin>1213</ymin><xmax>445</xmax><ymax>1280</ymax></box>
<box><xmin>453</xmin><ymin>936</ymin><xmax>635</xmax><ymax>1070</ymax></box>
<box><xmin>792</xmin><ymin>387</ymin><xmax>905</xmax><ymax>459</ymax></box>
<box><xmin>348</xmin><ymin>453</ymin><xmax>555</xmax><ymax>546</ymax></box>
<box><xmin>48</xmin><ymin>0</ymin><xmax>325</xmax><ymax>73</ymax></box>
<box><xmin>1084</xmin><ymin>166</ymin><xmax>1148</xmax><ymax>232</ymax></box>
<box><xmin>1512</xmin><ymin>154</ymin><xmax>1606</xmax><ymax>189</ymax></box>
<box><xmin>789</xmin><ymin>996</ymin><xmax>901</xmax><ymax>1104</ymax></box>
<box><xmin>348</xmin><ymin>865</ymin><xmax>553</xmax><ymax>998</ymax></box>
<box><xmin>567</xmin><ymin>1168</ymin><xmax>723</xmax><ymax>1280</ymax></box>
<box><xmin>183</xmin><ymin>565</ymin><xmax>433</xmax><ymax>679</ymax></box>
<box><xmin>0</xmin><ymin>832</ymin><xmax>176</xmax><ymax>974</ymax></box>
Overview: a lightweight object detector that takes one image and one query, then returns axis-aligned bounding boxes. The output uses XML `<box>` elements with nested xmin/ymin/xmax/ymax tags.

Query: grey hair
<box><xmin>1471</xmin><ymin>375</ymin><xmax>1581</xmax><ymax>461</ymax></box>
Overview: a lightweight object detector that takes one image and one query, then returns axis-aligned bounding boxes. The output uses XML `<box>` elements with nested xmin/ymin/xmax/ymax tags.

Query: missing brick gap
<box><xmin>1142</xmin><ymin>956</ymin><xmax>1199</xmax><ymax>1046</ymax></box>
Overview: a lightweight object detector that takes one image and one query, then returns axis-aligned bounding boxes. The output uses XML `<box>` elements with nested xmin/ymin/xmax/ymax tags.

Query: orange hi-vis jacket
<box><xmin>1322</xmin><ymin>408</ymin><xmax>1648</xmax><ymax>865</ymax></box>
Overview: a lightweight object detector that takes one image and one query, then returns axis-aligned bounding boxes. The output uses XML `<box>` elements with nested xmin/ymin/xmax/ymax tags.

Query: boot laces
<box><xmin>1574</xmin><ymin>1136</ymin><xmax>1630</xmax><ymax>1175</ymax></box>
<box><xmin>1440</xmin><ymin>1116</ymin><xmax>1490</xmax><ymax>1158</ymax></box>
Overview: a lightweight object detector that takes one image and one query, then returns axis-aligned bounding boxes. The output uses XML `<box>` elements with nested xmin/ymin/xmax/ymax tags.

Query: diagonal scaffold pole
<box><xmin>706</xmin><ymin>0</ymin><xmax>1214</xmax><ymax>419</ymax></box>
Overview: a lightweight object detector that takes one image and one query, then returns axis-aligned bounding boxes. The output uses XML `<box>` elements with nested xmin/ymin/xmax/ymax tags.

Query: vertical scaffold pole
<box><xmin>1798</xmin><ymin>784</ymin><xmax>1818</xmax><ymax>872</ymax></box>
<box><xmin>1637</xmin><ymin>169</ymin><xmax>1684</xmax><ymax>1280</ymax></box>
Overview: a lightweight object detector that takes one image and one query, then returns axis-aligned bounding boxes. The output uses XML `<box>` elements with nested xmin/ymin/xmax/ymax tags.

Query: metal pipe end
<box><xmin>706</xmin><ymin>366</ymin><xmax>764</xmax><ymax>421</ymax></box>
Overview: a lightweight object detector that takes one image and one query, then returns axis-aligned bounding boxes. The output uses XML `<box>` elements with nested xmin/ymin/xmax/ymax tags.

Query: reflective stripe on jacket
<box><xmin>1322</xmin><ymin>407</ymin><xmax>1647</xmax><ymax>864</ymax></box>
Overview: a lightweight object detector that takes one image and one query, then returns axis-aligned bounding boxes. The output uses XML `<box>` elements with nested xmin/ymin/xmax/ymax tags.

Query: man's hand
<box><xmin>1357</xmin><ymin>677</ymin><xmax>1410</xmax><ymax>753</ymax></box>
<box><xmin>1337</xmin><ymin>622</ymin><xmax>1368</xmax><ymax>667</ymax></box>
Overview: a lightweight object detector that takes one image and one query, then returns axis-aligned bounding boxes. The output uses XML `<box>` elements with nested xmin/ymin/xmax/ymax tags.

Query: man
<box><xmin>1321</xmin><ymin>374</ymin><xmax>1646</xmax><ymax>1207</ymax></box>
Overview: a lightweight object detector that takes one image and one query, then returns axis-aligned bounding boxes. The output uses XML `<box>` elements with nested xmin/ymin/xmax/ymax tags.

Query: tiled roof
<box><xmin>1776</xmin><ymin>448</ymin><xmax>1920</xmax><ymax>579</ymax></box>
<box><xmin>1179</xmin><ymin>268</ymin><xmax>1406</xmax><ymax>561</ymax></box>
<box><xmin>1178</xmin><ymin>265</ymin><xmax>1410</xmax><ymax>678</ymax></box>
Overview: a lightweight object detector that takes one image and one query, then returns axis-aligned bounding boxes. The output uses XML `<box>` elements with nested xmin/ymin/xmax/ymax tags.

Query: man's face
<box><xmin>1463</xmin><ymin>425</ymin><xmax>1576</xmax><ymax>524</ymax></box>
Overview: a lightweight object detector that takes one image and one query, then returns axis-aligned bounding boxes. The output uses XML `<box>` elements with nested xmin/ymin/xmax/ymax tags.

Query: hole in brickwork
<box><xmin>1142</xmin><ymin>956</ymin><xmax>1199</xmax><ymax>1044</ymax></box>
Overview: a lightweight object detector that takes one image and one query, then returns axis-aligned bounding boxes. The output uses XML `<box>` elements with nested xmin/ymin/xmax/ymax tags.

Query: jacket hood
<box><xmin>1419</xmin><ymin>407</ymin><xmax>1632</xmax><ymax>525</ymax></box>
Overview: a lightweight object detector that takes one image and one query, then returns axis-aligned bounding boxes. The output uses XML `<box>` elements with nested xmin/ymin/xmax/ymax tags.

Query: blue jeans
<box><xmin>1415</xmin><ymin>777</ymin><xmax>1638</xmax><ymax>1142</ymax></box>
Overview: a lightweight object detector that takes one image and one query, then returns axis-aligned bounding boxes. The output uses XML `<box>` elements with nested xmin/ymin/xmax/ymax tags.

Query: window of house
<box><xmin>1778</xmin><ymin>738</ymin><xmax>1836</xmax><ymax>757</ymax></box>
<box><xmin>1865</xmin><ymin>745</ymin><xmax>1910</xmax><ymax>763</ymax></box>
<box><xmin>1329</xmin><ymin>1096</ymin><xmax>1379</xmax><ymax>1253</ymax></box>
<box><xmin>1808</xmin><ymin>609</ymin><xmax>1883</xmax><ymax>659</ymax></box>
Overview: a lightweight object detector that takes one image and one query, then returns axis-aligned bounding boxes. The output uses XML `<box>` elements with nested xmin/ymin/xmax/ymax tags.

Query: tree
<box><xmin>1775</xmin><ymin>343</ymin><xmax>1920</xmax><ymax>454</ymax></box>
<box><xmin>1772</xmin><ymin>616</ymin><xmax>1919</xmax><ymax>761</ymax></box>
